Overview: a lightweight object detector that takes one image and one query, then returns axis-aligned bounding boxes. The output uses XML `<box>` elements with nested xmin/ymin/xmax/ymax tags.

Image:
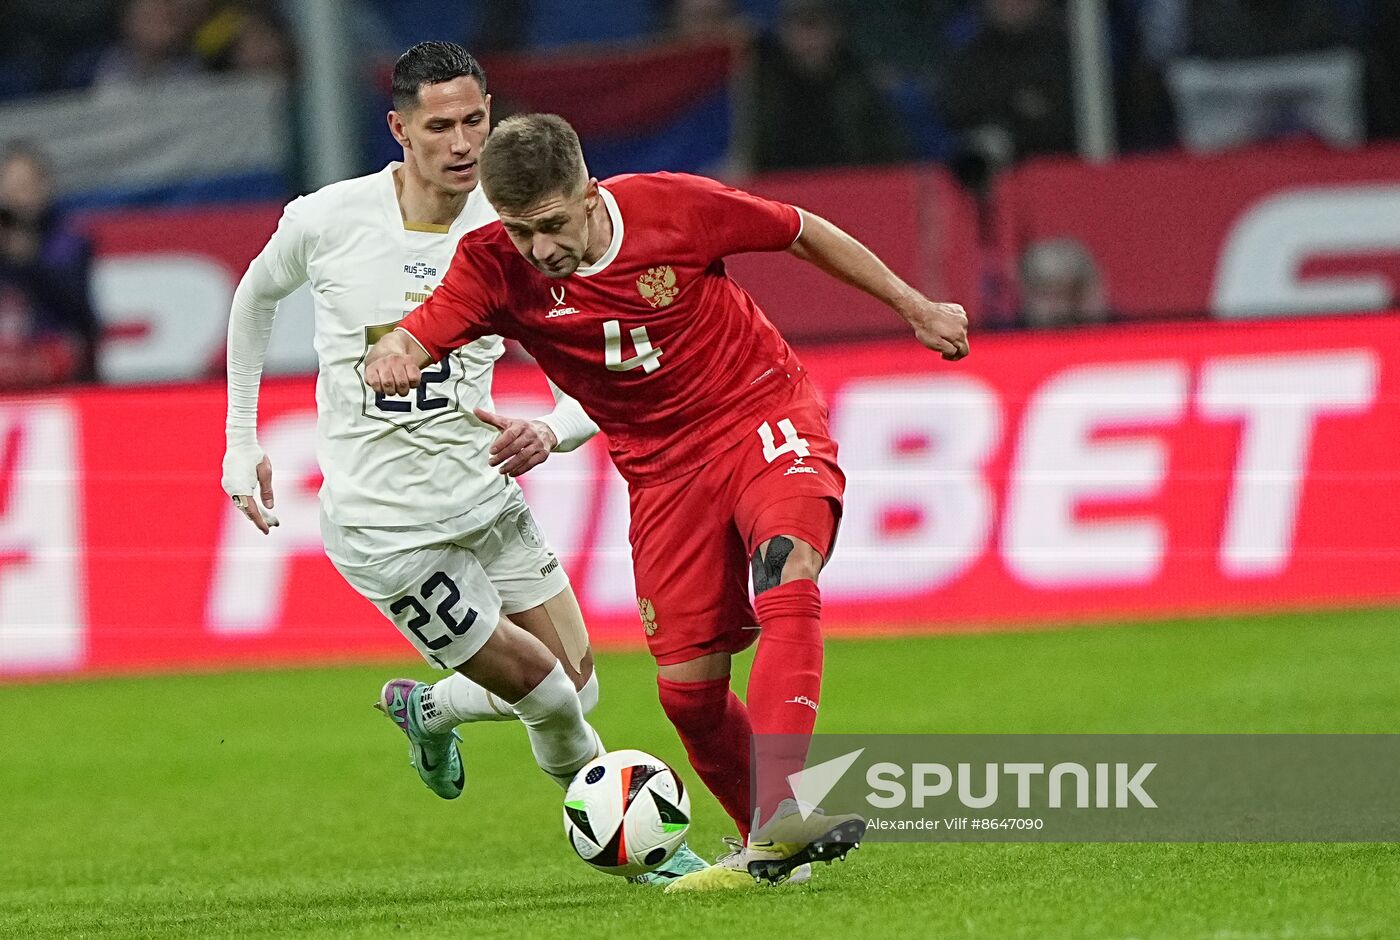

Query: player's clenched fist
<box><xmin>903</xmin><ymin>298</ymin><xmax>970</xmax><ymax>361</ymax></box>
<box><xmin>364</xmin><ymin>329</ymin><xmax>430</xmax><ymax>396</ymax></box>
<box><xmin>366</xmin><ymin>354</ymin><xmax>422</xmax><ymax>396</ymax></box>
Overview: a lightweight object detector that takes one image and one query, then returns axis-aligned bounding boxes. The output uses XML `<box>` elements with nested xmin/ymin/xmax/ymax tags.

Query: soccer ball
<box><xmin>563</xmin><ymin>749</ymin><xmax>691</xmax><ymax>877</ymax></box>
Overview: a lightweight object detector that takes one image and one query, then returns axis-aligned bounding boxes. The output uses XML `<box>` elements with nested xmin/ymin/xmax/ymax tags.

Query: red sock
<box><xmin>748</xmin><ymin>579</ymin><xmax>824</xmax><ymax>831</ymax></box>
<box><xmin>657</xmin><ymin>675</ymin><xmax>753</xmax><ymax>840</ymax></box>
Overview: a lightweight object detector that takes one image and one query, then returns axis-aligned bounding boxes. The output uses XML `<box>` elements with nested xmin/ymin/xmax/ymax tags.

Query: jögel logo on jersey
<box><xmin>785</xmin><ymin>457</ymin><xmax>819</xmax><ymax>476</ymax></box>
<box><xmin>546</xmin><ymin>285</ymin><xmax>581</xmax><ymax>319</ymax></box>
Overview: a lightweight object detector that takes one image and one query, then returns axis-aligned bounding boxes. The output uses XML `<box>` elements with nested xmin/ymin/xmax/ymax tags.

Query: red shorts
<box><xmin>627</xmin><ymin>379</ymin><xmax>846</xmax><ymax>665</ymax></box>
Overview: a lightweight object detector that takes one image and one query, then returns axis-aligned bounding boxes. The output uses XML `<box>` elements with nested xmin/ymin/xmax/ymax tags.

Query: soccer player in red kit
<box><xmin>366</xmin><ymin>114</ymin><xmax>969</xmax><ymax>891</ymax></box>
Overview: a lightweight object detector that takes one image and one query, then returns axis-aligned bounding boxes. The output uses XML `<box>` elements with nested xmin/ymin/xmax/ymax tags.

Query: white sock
<box><xmin>513</xmin><ymin>662</ymin><xmax>604</xmax><ymax>787</ymax></box>
<box><xmin>420</xmin><ymin>669</ymin><xmax>600</xmax><ymax>734</ymax></box>
<box><xmin>418</xmin><ymin>674</ymin><xmax>515</xmax><ymax>733</ymax></box>
<box><xmin>578</xmin><ymin>670</ymin><xmax>600</xmax><ymax>716</ymax></box>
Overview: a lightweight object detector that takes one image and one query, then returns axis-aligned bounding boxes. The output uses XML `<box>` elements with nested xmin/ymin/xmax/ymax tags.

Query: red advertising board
<box><xmin>2</xmin><ymin>316</ymin><xmax>1397</xmax><ymax>679</ymax></box>
<box><xmin>84</xmin><ymin>204</ymin><xmax>294</xmax><ymax>383</ymax></box>
<box><xmin>996</xmin><ymin>143</ymin><xmax>1400</xmax><ymax>320</ymax></box>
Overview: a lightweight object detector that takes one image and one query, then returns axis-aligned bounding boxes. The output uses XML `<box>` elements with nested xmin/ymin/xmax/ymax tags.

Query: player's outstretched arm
<box><xmin>788</xmin><ymin>208</ymin><xmax>970</xmax><ymax>361</ymax></box>
<box><xmin>365</xmin><ymin>328</ymin><xmax>432</xmax><ymax>397</ymax></box>
<box><xmin>223</xmin><ymin>245</ymin><xmax>304</xmax><ymax>534</ymax></box>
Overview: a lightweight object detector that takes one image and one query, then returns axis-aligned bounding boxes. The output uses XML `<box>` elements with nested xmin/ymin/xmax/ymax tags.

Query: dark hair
<box><xmin>391</xmin><ymin>41</ymin><xmax>486</xmax><ymax>111</ymax></box>
<box><xmin>480</xmin><ymin>114</ymin><xmax>588</xmax><ymax>212</ymax></box>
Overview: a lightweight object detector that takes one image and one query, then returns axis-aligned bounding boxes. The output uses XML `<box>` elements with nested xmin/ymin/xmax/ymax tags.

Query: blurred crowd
<box><xmin>4</xmin><ymin>0</ymin><xmax>1396</xmax><ymax>164</ymax></box>
<box><xmin>0</xmin><ymin>144</ymin><xmax>99</xmax><ymax>389</ymax></box>
<box><xmin>1</xmin><ymin>0</ymin><xmax>1397</xmax><ymax>386</ymax></box>
<box><xmin>0</xmin><ymin>0</ymin><xmax>295</xmax><ymax>389</ymax></box>
<box><xmin>0</xmin><ymin>0</ymin><xmax>295</xmax><ymax>100</ymax></box>
<box><xmin>457</xmin><ymin>0</ymin><xmax>1400</xmax><ymax>174</ymax></box>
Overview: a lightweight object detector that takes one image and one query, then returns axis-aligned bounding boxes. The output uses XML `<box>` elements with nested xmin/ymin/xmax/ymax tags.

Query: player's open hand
<box><xmin>221</xmin><ymin>446</ymin><xmax>279</xmax><ymax>535</ymax></box>
<box><xmin>906</xmin><ymin>299</ymin><xmax>970</xmax><ymax>361</ymax></box>
<box><xmin>365</xmin><ymin>353</ymin><xmax>423</xmax><ymax>397</ymax></box>
<box><xmin>474</xmin><ymin>408</ymin><xmax>558</xmax><ymax>477</ymax></box>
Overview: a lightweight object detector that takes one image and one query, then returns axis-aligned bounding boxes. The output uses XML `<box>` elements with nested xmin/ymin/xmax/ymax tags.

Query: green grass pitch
<box><xmin>4</xmin><ymin>607</ymin><xmax>1399</xmax><ymax>938</ymax></box>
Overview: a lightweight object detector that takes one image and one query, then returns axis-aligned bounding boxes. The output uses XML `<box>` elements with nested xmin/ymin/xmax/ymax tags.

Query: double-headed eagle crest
<box><xmin>636</xmin><ymin>265</ymin><xmax>679</xmax><ymax>308</ymax></box>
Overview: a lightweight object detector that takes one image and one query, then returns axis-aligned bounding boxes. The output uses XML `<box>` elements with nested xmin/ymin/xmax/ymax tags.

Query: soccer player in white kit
<box><xmin>219</xmin><ymin>47</ymin><xmax>703</xmax><ymax>881</ymax></box>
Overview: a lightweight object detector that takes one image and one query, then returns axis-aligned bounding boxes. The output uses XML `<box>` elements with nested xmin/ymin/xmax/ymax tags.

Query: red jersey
<box><xmin>401</xmin><ymin>172</ymin><xmax>807</xmax><ymax>485</ymax></box>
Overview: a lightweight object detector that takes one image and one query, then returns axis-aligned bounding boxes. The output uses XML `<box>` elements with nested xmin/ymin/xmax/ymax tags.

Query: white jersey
<box><xmin>230</xmin><ymin>163</ymin><xmax>527</xmax><ymax>526</ymax></box>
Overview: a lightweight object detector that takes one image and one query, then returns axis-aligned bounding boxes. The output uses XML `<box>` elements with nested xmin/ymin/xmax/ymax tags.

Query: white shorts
<box><xmin>321</xmin><ymin>487</ymin><xmax>570</xmax><ymax>670</ymax></box>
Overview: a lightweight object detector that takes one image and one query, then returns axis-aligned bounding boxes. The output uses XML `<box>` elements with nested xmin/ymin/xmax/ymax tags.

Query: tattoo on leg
<box><xmin>751</xmin><ymin>536</ymin><xmax>794</xmax><ymax>595</ymax></box>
